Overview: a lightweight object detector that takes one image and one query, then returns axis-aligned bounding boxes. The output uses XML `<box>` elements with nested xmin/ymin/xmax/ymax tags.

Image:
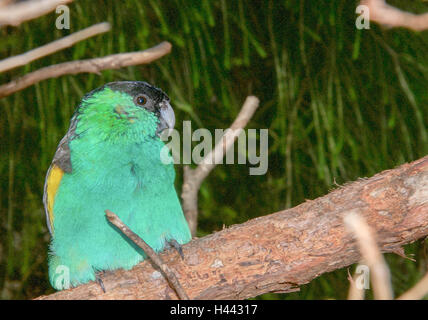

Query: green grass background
<box><xmin>0</xmin><ymin>0</ymin><xmax>427</xmax><ymax>299</ymax></box>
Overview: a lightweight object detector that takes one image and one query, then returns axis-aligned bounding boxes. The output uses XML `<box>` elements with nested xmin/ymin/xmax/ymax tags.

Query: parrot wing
<box><xmin>43</xmin><ymin>164</ymin><xmax>65</xmax><ymax>234</ymax></box>
<box><xmin>43</xmin><ymin>115</ymin><xmax>78</xmax><ymax>234</ymax></box>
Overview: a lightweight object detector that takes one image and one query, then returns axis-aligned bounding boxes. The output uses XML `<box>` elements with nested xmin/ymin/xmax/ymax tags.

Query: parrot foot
<box><xmin>166</xmin><ymin>239</ymin><xmax>184</xmax><ymax>260</ymax></box>
<box><xmin>95</xmin><ymin>272</ymin><xmax>106</xmax><ymax>293</ymax></box>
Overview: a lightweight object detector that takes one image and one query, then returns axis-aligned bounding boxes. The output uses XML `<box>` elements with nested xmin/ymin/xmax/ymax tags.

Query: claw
<box><xmin>96</xmin><ymin>273</ymin><xmax>106</xmax><ymax>293</ymax></box>
<box><xmin>167</xmin><ymin>239</ymin><xmax>184</xmax><ymax>260</ymax></box>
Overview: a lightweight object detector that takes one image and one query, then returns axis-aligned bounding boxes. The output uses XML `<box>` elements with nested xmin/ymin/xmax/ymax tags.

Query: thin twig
<box><xmin>105</xmin><ymin>209</ymin><xmax>189</xmax><ymax>300</ymax></box>
<box><xmin>0</xmin><ymin>0</ymin><xmax>73</xmax><ymax>26</ymax></box>
<box><xmin>0</xmin><ymin>22</ymin><xmax>111</xmax><ymax>73</ymax></box>
<box><xmin>344</xmin><ymin>210</ymin><xmax>393</xmax><ymax>300</ymax></box>
<box><xmin>347</xmin><ymin>268</ymin><xmax>365</xmax><ymax>300</ymax></box>
<box><xmin>181</xmin><ymin>96</ymin><xmax>260</xmax><ymax>235</ymax></box>
<box><xmin>0</xmin><ymin>41</ymin><xmax>172</xmax><ymax>98</ymax></box>
<box><xmin>397</xmin><ymin>271</ymin><xmax>428</xmax><ymax>300</ymax></box>
<box><xmin>360</xmin><ymin>0</ymin><xmax>428</xmax><ymax>31</ymax></box>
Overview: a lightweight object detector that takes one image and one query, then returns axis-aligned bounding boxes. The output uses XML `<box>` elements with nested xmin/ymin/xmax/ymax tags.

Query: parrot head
<box><xmin>72</xmin><ymin>81</ymin><xmax>175</xmax><ymax>141</ymax></box>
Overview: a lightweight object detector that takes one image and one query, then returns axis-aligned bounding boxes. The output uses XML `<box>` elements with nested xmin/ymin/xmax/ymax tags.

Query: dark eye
<box><xmin>135</xmin><ymin>95</ymin><xmax>147</xmax><ymax>106</ymax></box>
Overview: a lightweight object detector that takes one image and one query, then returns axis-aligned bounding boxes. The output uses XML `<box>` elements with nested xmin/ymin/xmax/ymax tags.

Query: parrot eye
<box><xmin>134</xmin><ymin>95</ymin><xmax>147</xmax><ymax>106</ymax></box>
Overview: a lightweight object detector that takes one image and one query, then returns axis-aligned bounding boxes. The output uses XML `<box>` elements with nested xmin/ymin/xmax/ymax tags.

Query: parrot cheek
<box><xmin>113</xmin><ymin>106</ymin><xmax>140</xmax><ymax>124</ymax></box>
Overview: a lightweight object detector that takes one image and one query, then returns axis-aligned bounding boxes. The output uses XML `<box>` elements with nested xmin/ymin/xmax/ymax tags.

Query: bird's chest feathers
<box><xmin>68</xmin><ymin>137</ymin><xmax>174</xmax><ymax>195</ymax></box>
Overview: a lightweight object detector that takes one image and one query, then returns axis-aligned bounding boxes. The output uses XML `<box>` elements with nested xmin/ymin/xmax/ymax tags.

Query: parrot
<box><xmin>43</xmin><ymin>81</ymin><xmax>191</xmax><ymax>290</ymax></box>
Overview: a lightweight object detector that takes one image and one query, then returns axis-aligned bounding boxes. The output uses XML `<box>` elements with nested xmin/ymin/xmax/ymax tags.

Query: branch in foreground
<box><xmin>181</xmin><ymin>96</ymin><xmax>260</xmax><ymax>235</ymax></box>
<box><xmin>361</xmin><ymin>0</ymin><xmax>428</xmax><ymax>31</ymax></box>
<box><xmin>398</xmin><ymin>271</ymin><xmax>428</xmax><ymax>300</ymax></box>
<box><xmin>347</xmin><ymin>268</ymin><xmax>365</xmax><ymax>300</ymax></box>
<box><xmin>344</xmin><ymin>210</ymin><xmax>393</xmax><ymax>299</ymax></box>
<box><xmin>105</xmin><ymin>210</ymin><xmax>189</xmax><ymax>300</ymax></box>
<box><xmin>0</xmin><ymin>41</ymin><xmax>172</xmax><ymax>98</ymax></box>
<box><xmin>36</xmin><ymin>155</ymin><xmax>428</xmax><ymax>300</ymax></box>
<box><xmin>0</xmin><ymin>0</ymin><xmax>13</xmax><ymax>8</ymax></box>
<box><xmin>0</xmin><ymin>0</ymin><xmax>72</xmax><ymax>26</ymax></box>
<box><xmin>0</xmin><ymin>22</ymin><xmax>111</xmax><ymax>73</ymax></box>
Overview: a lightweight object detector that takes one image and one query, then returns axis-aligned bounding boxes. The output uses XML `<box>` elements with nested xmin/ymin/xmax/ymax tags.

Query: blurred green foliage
<box><xmin>0</xmin><ymin>0</ymin><xmax>427</xmax><ymax>299</ymax></box>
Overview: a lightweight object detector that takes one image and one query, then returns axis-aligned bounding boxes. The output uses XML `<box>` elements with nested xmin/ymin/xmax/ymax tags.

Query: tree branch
<box><xmin>0</xmin><ymin>22</ymin><xmax>111</xmax><ymax>73</ymax></box>
<box><xmin>36</xmin><ymin>155</ymin><xmax>428</xmax><ymax>300</ymax></box>
<box><xmin>0</xmin><ymin>41</ymin><xmax>172</xmax><ymax>98</ymax></box>
<box><xmin>0</xmin><ymin>0</ymin><xmax>73</xmax><ymax>26</ymax></box>
<box><xmin>361</xmin><ymin>0</ymin><xmax>428</xmax><ymax>31</ymax></box>
<box><xmin>181</xmin><ymin>96</ymin><xmax>260</xmax><ymax>235</ymax></box>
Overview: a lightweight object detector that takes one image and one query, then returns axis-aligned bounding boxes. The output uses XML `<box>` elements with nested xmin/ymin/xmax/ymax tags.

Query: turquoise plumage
<box><xmin>43</xmin><ymin>81</ymin><xmax>191</xmax><ymax>290</ymax></box>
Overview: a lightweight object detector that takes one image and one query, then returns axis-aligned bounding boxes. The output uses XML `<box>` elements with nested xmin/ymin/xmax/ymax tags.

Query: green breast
<box><xmin>49</xmin><ymin>134</ymin><xmax>191</xmax><ymax>289</ymax></box>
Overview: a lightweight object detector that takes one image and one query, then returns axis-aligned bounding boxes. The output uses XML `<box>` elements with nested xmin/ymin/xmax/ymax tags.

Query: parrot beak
<box><xmin>156</xmin><ymin>100</ymin><xmax>175</xmax><ymax>136</ymax></box>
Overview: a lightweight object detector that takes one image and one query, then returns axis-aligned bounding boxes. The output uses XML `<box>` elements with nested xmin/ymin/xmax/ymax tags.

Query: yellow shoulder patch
<box><xmin>46</xmin><ymin>164</ymin><xmax>64</xmax><ymax>232</ymax></box>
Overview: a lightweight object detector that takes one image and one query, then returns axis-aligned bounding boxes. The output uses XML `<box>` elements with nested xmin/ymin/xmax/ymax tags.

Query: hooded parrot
<box><xmin>43</xmin><ymin>81</ymin><xmax>191</xmax><ymax>290</ymax></box>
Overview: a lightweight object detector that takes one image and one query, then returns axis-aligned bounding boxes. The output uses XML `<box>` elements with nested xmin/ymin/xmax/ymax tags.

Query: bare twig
<box><xmin>0</xmin><ymin>22</ymin><xmax>111</xmax><ymax>73</ymax></box>
<box><xmin>181</xmin><ymin>96</ymin><xmax>260</xmax><ymax>235</ymax></box>
<box><xmin>360</xmin><ymin>0</ymin><xmax>428</xmax><ymax>31</ymax></box>
<box><xmin>347</xmin><ymin>268</ymin><xmax>365</xmax><ymax>300</ymax></box>
<box><xmin>397</xmin><ymin>271</ymin><xmax>428</xmax><ymax>300</ymax></box>
<box><xmin>0</xmin><ymin>41</ymin><xmax>172</xmax><ymax>98</ymax></box>
<box><xmin>105</xmin><ymin>210</ymin><xmax>189</xmax><ymax>300</ymax></box>
<box><xmin>344</xmin><ymin>210</ymin><xmax>393</xmax><ymax>300</ymax></box>
<box><xmin>0</xmin><ymin>0</ymin><xmax>73</xmax><ymax>26</ymax></box>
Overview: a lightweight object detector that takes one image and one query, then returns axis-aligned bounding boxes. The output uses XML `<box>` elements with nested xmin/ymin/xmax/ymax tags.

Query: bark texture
<box><xmin>37</xmin><ymin>156</ymin><xmax>428</xmax><ymax>300</ymax></box>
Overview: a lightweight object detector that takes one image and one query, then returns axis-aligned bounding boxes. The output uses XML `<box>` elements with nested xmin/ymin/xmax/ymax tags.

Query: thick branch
<box><xmin>182</xmin><ymin>96</ymin><xmax>260</xmax><ymax>235</ymax></box>
<box><xmin>361</xmin><ymin>0</ymin><xmax>428</xmax><ymax>31</ymax></box>
<box><xmin>0</xmin><ymin>41</ymin><xmax>172</xmax><ymax>98</ymax></box>
<box><xmin>37</xmin><ymin>155</ymin><xmax>428</xmax><ymax>300</ymax></box>
<box><xmin>0</xmin><ymin>22</ymin><xmax>111</xmax><ymax>73</ymax></box>
<box><xmin>0</xmin><ymin>0</ymin><xmax>73</xmax><ymax>26</ymax></box>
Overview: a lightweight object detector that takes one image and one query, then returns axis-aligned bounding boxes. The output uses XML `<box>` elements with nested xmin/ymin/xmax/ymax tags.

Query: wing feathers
<box><xmin>43</xmin><ymin>164</ymin><xmax>64</xmax><ymax>234</ymax></box>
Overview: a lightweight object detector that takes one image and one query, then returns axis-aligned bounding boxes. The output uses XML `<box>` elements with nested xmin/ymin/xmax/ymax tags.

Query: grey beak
<box><xmin>156</xmin><ymin>100</ymin><xmax>175</xmax><ymax>136</ymax></box>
